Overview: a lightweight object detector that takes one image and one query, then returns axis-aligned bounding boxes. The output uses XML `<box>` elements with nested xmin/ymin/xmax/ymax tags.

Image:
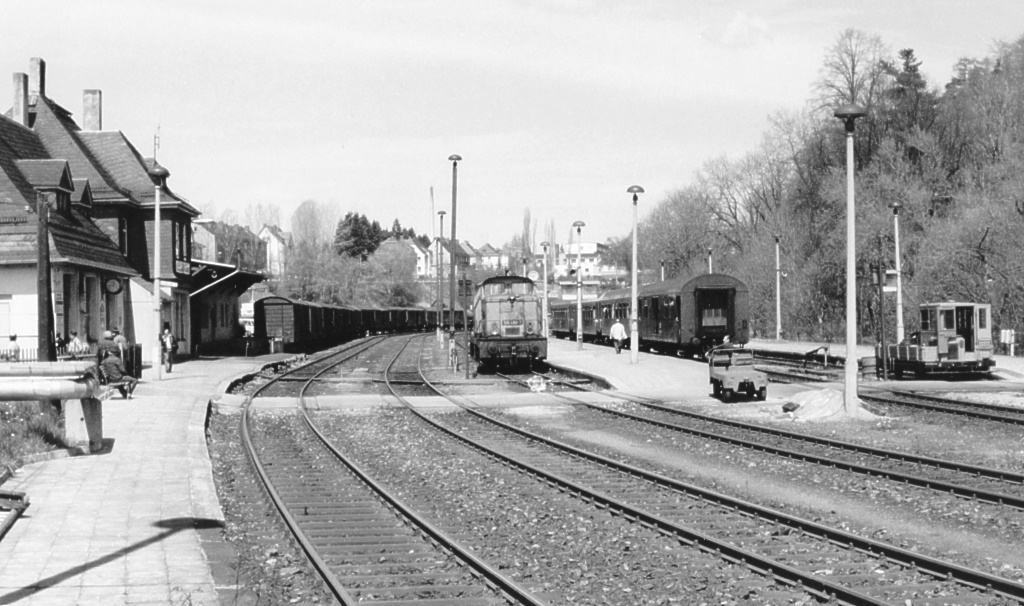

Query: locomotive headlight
<box><xmin>490</xmin><ymin>323</ymin><xmax>499</xmax><ymax>335</ymax></box>
<box><xmin>526</xmin><ymin>321</ymin><xmax>535</xmax><ymax>334</ymax></box>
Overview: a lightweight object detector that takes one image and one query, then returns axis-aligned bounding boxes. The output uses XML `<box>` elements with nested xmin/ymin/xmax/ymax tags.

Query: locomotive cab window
<box><xmin>978</xmin><ymin>307</ymin><xmax>987</xmax><ymax>329</ymax></box>
<box><xmin>920</xmin><ymin>309</ymin><xmax>935</xmax><ymax>331</ymax></box>
<box><xmin>941</xmin><ymin>309</ymin><xmax>955</xmax><ymax>330</ymax></box>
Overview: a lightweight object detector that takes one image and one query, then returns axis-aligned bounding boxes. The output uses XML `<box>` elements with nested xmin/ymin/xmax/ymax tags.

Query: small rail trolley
<box><xmin>880</xmin><ymin>301</ymin><xmax>996</xmax><ymax>378</ymax></box>
<box><xmin>469</xmin><ymin>275</ymin><xmax>547</xmax><ymax>368</ymax></box>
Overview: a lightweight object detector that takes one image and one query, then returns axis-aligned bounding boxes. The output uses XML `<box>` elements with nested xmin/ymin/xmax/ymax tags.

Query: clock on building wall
<box><xmin>104</xmin><ymin>278</ymin><xmax>123</xmax><ymax>295</ymax></box>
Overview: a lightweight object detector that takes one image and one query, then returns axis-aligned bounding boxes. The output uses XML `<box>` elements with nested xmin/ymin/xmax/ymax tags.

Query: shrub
<box><xmin>0</xmin><ymin>401</ymin><xmax>69</xmax><ymax>471</ymax></box>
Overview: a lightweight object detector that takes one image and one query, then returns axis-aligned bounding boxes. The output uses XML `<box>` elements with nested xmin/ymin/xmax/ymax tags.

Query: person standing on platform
<box><xmin>609</xmin><ymin>318</ymin><xmax>627</xmax><ymax>354</ymax></box>
<box><xmin>160</xmin><ymin>323</ymin><xmax>177</xmax><ymax>373</ymax></box>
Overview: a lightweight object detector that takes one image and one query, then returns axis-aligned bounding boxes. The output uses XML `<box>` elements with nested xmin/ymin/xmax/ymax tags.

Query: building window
<box><xmin>119</xmin><ymin>216</ymin><xmax>129</xmax><ymax>255</ymax></box>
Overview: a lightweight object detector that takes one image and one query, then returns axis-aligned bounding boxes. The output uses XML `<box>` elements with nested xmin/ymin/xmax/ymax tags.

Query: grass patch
<box><xmin>0</xmin><ymin>401</ymin><xmax>70</xmax><ymax>472</ymax></box>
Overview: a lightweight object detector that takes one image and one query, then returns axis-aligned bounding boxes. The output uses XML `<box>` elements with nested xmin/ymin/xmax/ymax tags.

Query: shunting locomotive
<box><xmin>880</xmin><ymin>301</ymin><xmax>995</xmax><ymax>378</ymax></box>
<box><xmin>469</xmin><ymin>275</ymin><xmax>547</xmax><ymax>368</ymax></box>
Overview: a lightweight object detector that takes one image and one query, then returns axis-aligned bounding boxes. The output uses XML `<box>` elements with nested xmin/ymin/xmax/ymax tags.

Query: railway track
<box><xmin>235</xmin><ymin>334</ymin><xmax>1024</xmax><ymax>604</ymax></box>
<box><xmin>860</xmin><ymin>389</ymin><xmax>1024</xmax><ymax>426</ymax></box>
<box><xmin>526</xmin><ymin>373</ymin><xmax>1024</xmax><ymax>510</ymax></box>
<box><xmin>242</xmin><ymin>335</ymin><xmax>543</xmax><ymax>605</ymax></box>
<box><xmin>388</xmin><ymin>349</ymin><xmax>1024</xmax><ymax>604</ymax></box>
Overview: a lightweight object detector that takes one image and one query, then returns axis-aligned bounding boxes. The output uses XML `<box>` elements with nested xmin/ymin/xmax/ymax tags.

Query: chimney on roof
<box><xmin>12</xmin><ymin>73</ymin><xmax>29</xmax><ymax>126</ymax></box>
<box><xmin>83</xmin><ymin>90</ymin><xmax>102</xmax><ymax>131</ymax></box>
<box><xmin>29</xmin><ymin>57</ymin><xmax>45</xmax><ymax>97</ymax></box>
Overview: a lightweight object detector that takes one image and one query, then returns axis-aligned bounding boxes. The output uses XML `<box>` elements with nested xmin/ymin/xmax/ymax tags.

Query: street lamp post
<box><xmin>890</xmin><ymin>201</ymin><xmax>905</xmax><ymax>344</ymax></box>
<box><xmin>540</xmin><ymin>241</ymin><xmax>549</xmax><ymax>337</ymax></box>
<box><xmin>834</xmin><ymin>103</ymin><xmax>867</xmax><ymax>410</ymax></box>
<box><xmin>437</xmin><ymin>210</ymin><xmax>446</xmax><ymax>338</ymax></box>
<box><xmin>573</xmin><ymin>220</ymin><xmax>585</xmax><ymax>350</ymax></box>
<box><xmin>707</xmin><ymin>248</ymin><xmax>713</xmax><ymax>274</ymax></box>
<box><xmin>151</xmin><ymin>161</ymin><xmax>169</xmax><ymax>380</ymax></box>
<box><xmin>448</xmin><ymin>154</ymin><xmax>461</xmax><ymax>332</ymax></box>
<box><xmin>775</xmin><ymin>235</ymin><xmax>782</xmax><ymax>341</ymax></box>
<box><xmin>628</xmin><ymin>186</ymin><xmax>644</xmax><ymax>364</ymax></box>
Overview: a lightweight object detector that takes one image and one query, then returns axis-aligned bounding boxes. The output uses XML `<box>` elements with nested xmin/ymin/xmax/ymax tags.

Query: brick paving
<box><xmin>0</xmin><ymin>355</ymin><xmax>291</xmax><ymax>606</ymax></box>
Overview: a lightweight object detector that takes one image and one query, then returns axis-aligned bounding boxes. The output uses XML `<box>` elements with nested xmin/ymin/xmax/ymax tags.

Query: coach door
<box><xmin>955</xmin><ymin>305</ymin><xmax>975</xmax><ymax>353</ymax></box>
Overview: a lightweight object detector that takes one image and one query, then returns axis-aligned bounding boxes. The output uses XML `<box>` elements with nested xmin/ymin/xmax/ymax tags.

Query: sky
<box><xmin>4</xmin><ymin>1</ymin><xmax>1024</xmax><ymax>249</ymax></box>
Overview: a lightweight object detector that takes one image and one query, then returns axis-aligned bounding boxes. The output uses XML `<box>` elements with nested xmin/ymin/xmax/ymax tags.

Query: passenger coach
<box><xmin>550</xmin><ymin>273</ymin><xmax>750</xmax><ymax>357</ymax></box>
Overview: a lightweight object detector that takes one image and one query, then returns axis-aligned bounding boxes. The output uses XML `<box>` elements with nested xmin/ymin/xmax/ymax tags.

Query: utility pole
<box><xmin>36</xmin><ymin>192</ymin><xmax>56</xmax><ymax>363</ymax></box>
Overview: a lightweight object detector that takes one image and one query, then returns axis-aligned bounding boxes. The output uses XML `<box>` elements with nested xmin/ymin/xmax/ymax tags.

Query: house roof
<box><xmin>439</xmin><ymin>238</ymin><xmax>472</xmax><ymax>258</ymax></box>
<box><xmin>0</xmin><ymin>108</ymin><xmax>136</xmax><ymax>276</ymax></box>
<box><xmin>0</xmin><ymin>205</ymin><xmax>139</xmax><ymax>276</ymax></box>
<box><xmin>15</xmin><ymin>159</ymin><xmax>74</xmax><ymax>191</ymax></box>
<box><xmin>189</xmin><ymin>259</ymin><xmax>264</xmax><ymax>298</ymax></box>
<box><xmin>0</xmin><ymin>114</ymin><xmax>51</xmax><ymax>206</ymax></box>
<box><xmin>77</xmin><ymin>132</ymin><xmax>199</xmax><ymax>216</ymax></box>
<box><xmin>27</xmin><ymin>95</ymin><xmax>199</xmax><ymax>216</ymax></box>
<box><xmin>29</xmin><ymin>95</ymin><xmax>130</xmax><ymax>204</ymax></box>
<box><xmin>259</xmin><ymin>224</ymin><xmax>290</xmax><ymax>243</ymax></box>
<box><xmin>476</xmin><ymin>243</ymin><xmax>501</xmax><ymax>256</ymax></box>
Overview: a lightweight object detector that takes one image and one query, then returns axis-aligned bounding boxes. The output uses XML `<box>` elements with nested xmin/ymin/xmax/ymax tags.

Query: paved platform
<box><xmin>0</xmin><ymin>354</ymin><xmax>295</xmax><ymax>606</ymax></box>
<box><xmin>545</xmin><ymin>337</ymin><xmax>710</xmax><ymax>400</ymax></box>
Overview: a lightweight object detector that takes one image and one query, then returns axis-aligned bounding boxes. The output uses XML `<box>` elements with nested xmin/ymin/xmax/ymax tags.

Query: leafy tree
<box><xmin>334</xmin><ymin>212</ymin><xmax>386</xmax><ymax>260</ymax></box>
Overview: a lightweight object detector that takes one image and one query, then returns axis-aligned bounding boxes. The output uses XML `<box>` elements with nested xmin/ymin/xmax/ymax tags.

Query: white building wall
<box><xmin>0</xmin><ymin>267</ymin><xmax>37</xmax><ymax>342</ymax></box>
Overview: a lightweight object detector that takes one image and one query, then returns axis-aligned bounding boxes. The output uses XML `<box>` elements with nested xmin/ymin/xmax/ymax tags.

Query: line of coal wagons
<box><xmin>253</xmin><ymin>296</ymin><xmax>449</xmax><ymax>352</ymax></box>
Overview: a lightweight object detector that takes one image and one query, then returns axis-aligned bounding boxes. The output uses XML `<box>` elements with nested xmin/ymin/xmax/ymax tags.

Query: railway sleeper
<box><xmin>351</xmin><ymin>584</ymin><xmax>495</xmax><ymax>599</ymax></box>
<box><xmin>309</xmin><ymin>534</ymin><xmax>425</xmax><ymax>547</ymax></box>
<box><xmin>332</xmin><ymin>563</ymin><xmax>466</xmax><ymax>576</ymax></box>
<box><xmin>327</xmin><ymin>552</ymin><xmax>448</xmax><ymax>566</ymax></box>
<box><xmin>300</xmin><ymin>518</ymin><xmax>408</xmax><ymax>529</ymax></box>
<box><xmin>342</xmin><ymin>572</ymin><xmax>484</xmax><ymax>587</ymax></box>
<box><xmin>316</xmin><ymin>542</ymin><xmax>435</xmax><ymax>554</ymax></box>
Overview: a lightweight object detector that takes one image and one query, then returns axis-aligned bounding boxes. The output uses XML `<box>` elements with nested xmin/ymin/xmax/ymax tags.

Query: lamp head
<box><xmin>572</xmin><ymin>220</ymin><xmax>585</xmax><ymax>231</ymax></box>
<box><xmin>540</xmin><ymin>240</ymin><xmax>549</xmax><ymax>251</ymax></box>
<box><xmin>627</xmin><ymin>184</ymin><xmax>644</xmax><ymax>203</ymax></box>
<box><xmin>833</xmin><ymin>104</ymin><xmax>867</xmax><ymax>132</ymax></box>
<box><xmin>448</xmin><ymin>154</ymin><xmax>462</xmax><ymax>163</ymax></box>
<box><xmin>889</xmin><ymin>200</ymin><xmax>903</xmax><ymax>215</ymax></box>
<box><xmin>438</xmin><ymin>210</ymin><xmax>446</xmax><ymax>217</ymax></box>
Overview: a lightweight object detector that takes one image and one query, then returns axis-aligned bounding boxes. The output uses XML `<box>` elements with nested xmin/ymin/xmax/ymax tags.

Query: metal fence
<box><xmin>0</xmin><ymin>344</ymin><xmax>143</xmax><ymax>378</ymax></box>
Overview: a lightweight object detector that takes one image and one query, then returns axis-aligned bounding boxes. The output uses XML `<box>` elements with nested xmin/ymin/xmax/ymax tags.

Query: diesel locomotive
<box><xmin>469</xmin><ymin>275</ymin><xmax>547</xmax><ymax>368</ymax></box>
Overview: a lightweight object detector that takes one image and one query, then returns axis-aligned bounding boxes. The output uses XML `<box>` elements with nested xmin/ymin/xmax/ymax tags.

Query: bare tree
<box><xmin>814</xmin><ymin>28</ymin><xmax>891</xmax><ymax>110</ymax></box>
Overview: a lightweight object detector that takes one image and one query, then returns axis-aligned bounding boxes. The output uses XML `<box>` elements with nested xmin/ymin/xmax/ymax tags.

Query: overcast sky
<box><xmin>4</xmin><ymin>1</ymin><xmax>1023</xmax><ymax>248</ymax></box>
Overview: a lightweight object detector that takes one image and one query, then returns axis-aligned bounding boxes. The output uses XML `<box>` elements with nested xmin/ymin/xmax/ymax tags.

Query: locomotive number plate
<box><xmin>501</xmin><ymin>320</ymin><xmax>523</xmax><ymax>325</ymax></box>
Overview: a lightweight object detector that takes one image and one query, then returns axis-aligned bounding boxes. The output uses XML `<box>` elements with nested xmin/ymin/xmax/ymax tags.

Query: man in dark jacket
<box><xmin>100</xmin><ymin>350</ymin><xmax>137</xmax><ymax>399</ymax></box>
